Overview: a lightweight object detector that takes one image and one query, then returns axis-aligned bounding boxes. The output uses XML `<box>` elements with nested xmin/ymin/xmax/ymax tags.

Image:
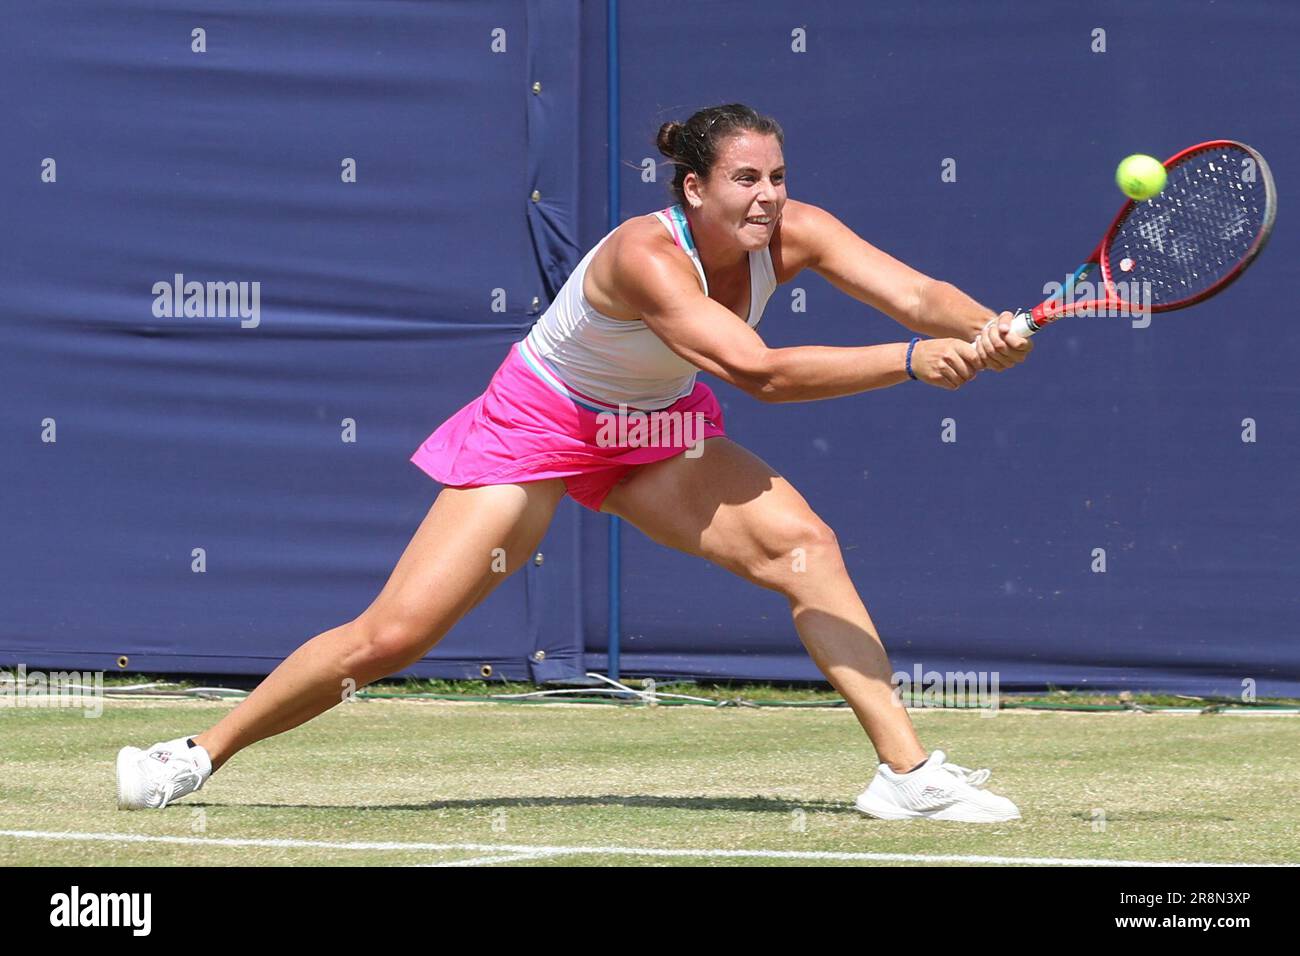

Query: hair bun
<box><xmin>656</xmin><ymin>121</ymin><xmax>684</xmax><ymax>156</ymax></box>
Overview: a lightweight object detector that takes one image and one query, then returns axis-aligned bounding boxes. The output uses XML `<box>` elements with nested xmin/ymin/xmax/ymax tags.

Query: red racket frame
<box><xmin>1023</xmin><ymin>139</ymin><xmax>1276</xmax><ymax>331</ymax></box>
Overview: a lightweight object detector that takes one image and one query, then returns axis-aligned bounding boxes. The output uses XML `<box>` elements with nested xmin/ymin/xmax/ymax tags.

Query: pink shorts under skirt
<box><xmin>410</xmin><ymin>340</ymin><xmax>727</xmax><ymax>512</ymax></box>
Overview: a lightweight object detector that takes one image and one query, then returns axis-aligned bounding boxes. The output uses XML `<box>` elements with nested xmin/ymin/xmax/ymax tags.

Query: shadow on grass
<box><xmin>172</xmin><ymin>801</ymin><xmax>1239</xmax><ymax>824</ymax></box>
<box><xmin>1065</xmin><ymin>810</ymin><xmax>1236</xmax><ymax>822</ymax></box>
<box><xmin>188</xmin><ymin>794</ymin><xmax>861</xmax><ymax>814</ymax></box>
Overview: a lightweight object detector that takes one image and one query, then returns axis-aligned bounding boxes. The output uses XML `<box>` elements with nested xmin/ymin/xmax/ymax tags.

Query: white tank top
<box><xmin>521</xmin><ymin>203</ymin><xmax>778</xmax><ymax>412</ymax></box>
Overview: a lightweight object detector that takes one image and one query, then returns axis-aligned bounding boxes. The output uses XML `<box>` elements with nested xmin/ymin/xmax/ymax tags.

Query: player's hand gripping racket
<box><xmin>996</xmin><ymin>140</ymin><xmax>1276</xmax><ymax>341</ymax></box>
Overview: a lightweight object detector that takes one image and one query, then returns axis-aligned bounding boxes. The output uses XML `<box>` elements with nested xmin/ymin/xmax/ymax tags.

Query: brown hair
<box><xmin>655</xmin><ymin>103</ymin><xmax>784</xmax><ymax>207</ymax></box>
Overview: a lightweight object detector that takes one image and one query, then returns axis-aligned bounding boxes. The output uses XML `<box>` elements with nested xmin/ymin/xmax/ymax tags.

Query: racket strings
<box><xmin>1106</xmin><ymin>145</ymin><xmax>1272</xmax><ymax>307</ymax></box>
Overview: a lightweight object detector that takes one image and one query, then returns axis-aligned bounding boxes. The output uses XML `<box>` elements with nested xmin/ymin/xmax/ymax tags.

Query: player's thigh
<box><xmin>359</xmin><ymin>479</ymin><xmax>565</xmax><ymax>649</ymax></box>
<box><xmin>600</xmin><ymin>438</ymin><xmax>841</xmax><ymax>587</ymax></box>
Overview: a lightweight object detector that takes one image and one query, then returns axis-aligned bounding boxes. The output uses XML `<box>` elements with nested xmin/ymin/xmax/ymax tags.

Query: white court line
<box><xmin>424</xmin><ymin>850</ymin><xmax>566</xmax><ymax>867</ymax></box>
<box><xmin>0</xmin><ymin>829</ymin><xmax>1292</xmax><ymax>867</ymax></box>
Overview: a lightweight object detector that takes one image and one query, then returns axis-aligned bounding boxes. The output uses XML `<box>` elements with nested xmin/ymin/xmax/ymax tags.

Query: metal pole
<box><xmin>605</xmin><ymin>0</ymin><xmax>622</xmax><ymax>681</ymax></box>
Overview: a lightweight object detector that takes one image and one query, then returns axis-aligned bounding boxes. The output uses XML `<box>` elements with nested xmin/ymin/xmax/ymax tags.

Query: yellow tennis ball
<box><xmin>1116</xmin><ymin>153</ymin><xmax>1167</xmax><ymax>201</ymax></box>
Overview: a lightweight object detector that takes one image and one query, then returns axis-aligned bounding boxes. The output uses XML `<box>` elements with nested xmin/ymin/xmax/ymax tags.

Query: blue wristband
<box><xmin>905</xmin><ymin>337</ymin><xmax>921</xmax><ymax>381</ymax></box>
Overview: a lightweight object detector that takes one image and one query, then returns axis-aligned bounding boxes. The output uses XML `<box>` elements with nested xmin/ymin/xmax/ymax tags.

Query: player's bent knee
<box><xmin>747</xmin><ymin>517</ymin><xmax>844</xmax><ymax>592</ymax></box>
<box><xmin>347</xmin><ymin>613</ymin><xmax>441</xmax><ymax>678</ymax></box>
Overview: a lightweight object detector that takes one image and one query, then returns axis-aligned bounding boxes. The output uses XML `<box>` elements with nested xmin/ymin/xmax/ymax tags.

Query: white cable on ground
<box><xmin>489</xmin><ymin>672</ymin><xmax>718</xmax><ymax>705</ymax></box>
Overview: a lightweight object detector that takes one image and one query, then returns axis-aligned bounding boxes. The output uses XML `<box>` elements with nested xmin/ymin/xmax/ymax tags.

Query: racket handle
<box><xmin>1008</xmin><ymin>309</ymin><xmax>1039</xmax><ymax>339</ymax></box>
<box><xmin>971</xmin><ymin>310</ymin><xmax>1040</xmax><ymax>349</ymax></box>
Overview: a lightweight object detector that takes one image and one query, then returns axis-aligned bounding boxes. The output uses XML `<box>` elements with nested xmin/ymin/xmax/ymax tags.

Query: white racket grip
<box><xmin>1009</xmin><ymin>309</ymin><xmax>1039</xmax><ymax>339</ymax></box>
<box><xmin>973</xmin><ymin>310</ymin><xmax>1039</xmax><ymax>349</ymax></box>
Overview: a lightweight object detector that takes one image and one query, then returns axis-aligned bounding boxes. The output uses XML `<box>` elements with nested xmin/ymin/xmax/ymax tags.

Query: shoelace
<box><xmin>936</xmin><ymin>761</ymin><xmax>991</xmax><ymax>789</ymax></box>
<box><xmin>146</xmin><ymin>756</ymin><xmax>203</xmax><ymax>809</ymax></box>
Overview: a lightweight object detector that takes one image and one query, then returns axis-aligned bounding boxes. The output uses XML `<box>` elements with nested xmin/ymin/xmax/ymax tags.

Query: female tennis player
<box><xmin>117</xmin><ymin>103</ymin><xmax>1032</xmax><ymax>822</ymax></box>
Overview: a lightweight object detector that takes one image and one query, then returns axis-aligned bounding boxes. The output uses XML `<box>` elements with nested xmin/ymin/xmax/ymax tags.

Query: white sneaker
<box><xmin>116</xmin><ymin>737</ymin><xmax>213</xmax><ymax>810</ymax></box>
<box><xmin>855</xmin><ymin>749</ymin><xmax>1021</xmax><ymax>823</ymax></box>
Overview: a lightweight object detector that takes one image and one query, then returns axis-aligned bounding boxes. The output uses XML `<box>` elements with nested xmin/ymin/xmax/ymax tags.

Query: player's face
<box><xmin>692</xmin><ymin>131</ymin><xmax>786</xmax><ymax>249</ymax></box>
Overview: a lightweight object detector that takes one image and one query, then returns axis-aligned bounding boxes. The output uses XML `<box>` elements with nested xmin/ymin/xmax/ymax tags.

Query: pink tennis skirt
<box><xmin>410</xmin><ymin>339</ymin><xmax>727</xmax><ymax>512</ymax></box>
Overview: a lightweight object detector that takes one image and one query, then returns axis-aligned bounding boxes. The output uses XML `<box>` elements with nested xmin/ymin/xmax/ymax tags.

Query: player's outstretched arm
<box><xmin>786</xmin><ymin>200</ymin><xmax>1033</xmax><ymax>370</ymax></box>
<box><xmin>621</xmin><ymin>243</ymin><xmax>984</xmax><ymax>401</ymax></box>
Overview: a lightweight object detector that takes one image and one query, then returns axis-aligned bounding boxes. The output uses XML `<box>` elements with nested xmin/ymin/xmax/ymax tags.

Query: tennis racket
<box><xmin>998</xmin><ymin>140</ymin><xmax>1276</xmax><ymax>341</ymax></box>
